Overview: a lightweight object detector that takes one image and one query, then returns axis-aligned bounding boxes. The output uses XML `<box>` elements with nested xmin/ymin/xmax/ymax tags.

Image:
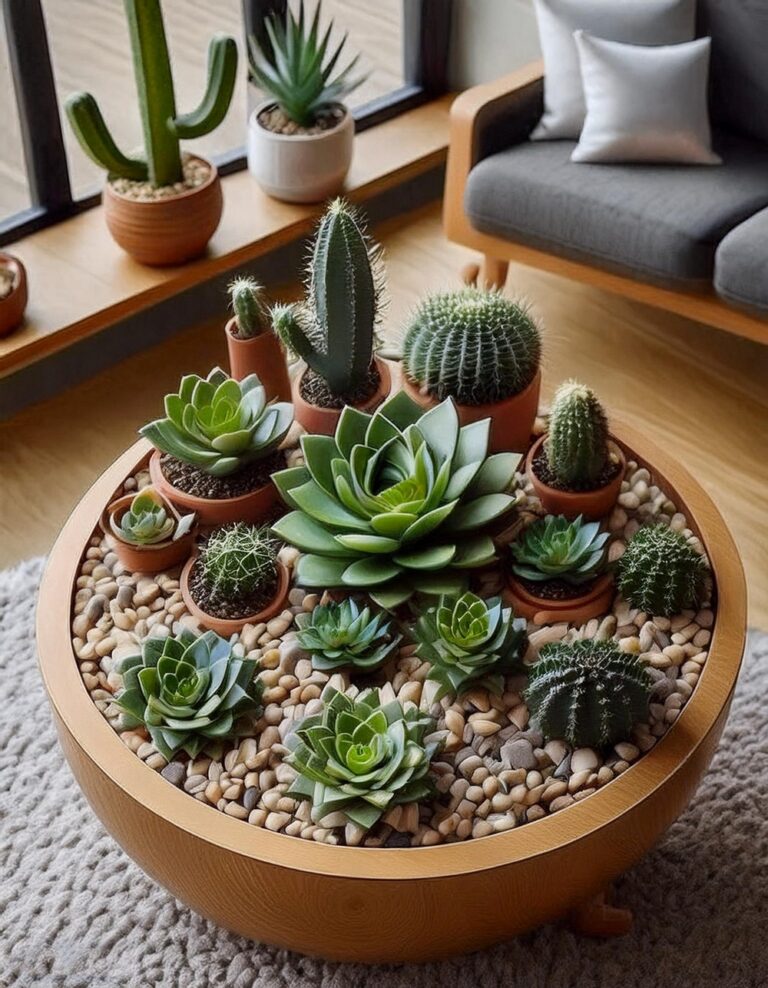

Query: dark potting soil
<box><xmin>160</xmin><ymin>450</ymin><xmax>287</xmax><ymax>500</ymax></box>
<box><xmin>299</xmin><ymin>363</ymin><xmax>380</xmax><ymax>410</ymax></box>
<box><xmin>517</xmin><ymin>575</ymin><xmax>598</xmax><ymax>602</ymax></box>
<box><xmin>188</xmin><ymin>558</ymin><xmax>279</xmax><ymax>621</ymax></box>
<box><xmin>532</xmin><ymin>446</ymin><xmax>621</xmax><ymax>493</ymax></box>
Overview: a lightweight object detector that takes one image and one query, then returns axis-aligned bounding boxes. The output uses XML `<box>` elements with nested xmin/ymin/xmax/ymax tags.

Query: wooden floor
<box><xmin>1</xmin><ymin>204</ymin><xmax>766</xmax><ymax>627</ymax></box>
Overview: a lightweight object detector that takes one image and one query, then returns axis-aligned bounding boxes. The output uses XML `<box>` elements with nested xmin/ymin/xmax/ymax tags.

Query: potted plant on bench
<box><xmin>225</xmin><ymin>276</ymin><xmax>291</xmax><ymax>401</ymax></box>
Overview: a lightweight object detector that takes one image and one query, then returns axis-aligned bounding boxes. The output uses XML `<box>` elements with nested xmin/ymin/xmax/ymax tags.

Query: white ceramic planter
<box><xmin>247</xmin><ymin>100</ymin><xmax>354</xmax><ymax>203</ymax></box>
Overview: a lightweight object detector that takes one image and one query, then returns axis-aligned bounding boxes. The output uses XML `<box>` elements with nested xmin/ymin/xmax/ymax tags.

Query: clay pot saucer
<box><xmin>526</xmin><ymin>435</ymin><xmax>626</xmax><ymax>521</ymax></box>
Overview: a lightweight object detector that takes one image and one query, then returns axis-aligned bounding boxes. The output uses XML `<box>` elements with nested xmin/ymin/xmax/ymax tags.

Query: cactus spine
<box><xmin>545</xmin><ymin>380</ymin><xmax>609</xmax><ymax>490</ymax></box>
<box><xmin>402</xmin><ymin>288</ymin><xmax>541</xmax><ymax>405</ymax></box>
<box><xmin>65</xmin><ymin>0</ymin><xmax>237</xmax><ymax>187</ymax></box>
<box><xmin>526</xmin><ymin>639</ymin><xmax>651</xmax><ymax>747</ymax></box>
<box><xmin>229</xmin><ymin>277</ymin><xmax>270</xmax><ymax>339</ymax></box>
<box><xmin>618</xmin><ymin>524</ymin><xmax>707</xmax><ymax>616</ymax></box>
<box><xmin>271</xmin><ymin>198</ymin><xmax>381</xmax><ymax>396</ymax></box>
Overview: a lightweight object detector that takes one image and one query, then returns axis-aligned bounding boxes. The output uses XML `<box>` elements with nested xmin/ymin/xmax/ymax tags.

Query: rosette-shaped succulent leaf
<box><xmin>510</xmin><ymin>514</ymin><xmax>609</xmax><ymax>585</ymax></box>
<box><xmin>414</xmin><ymin>592</ymin><xmax>527</xmax><ymax>696</ymax></box>
<box><xmin>140</xmin><ymin>366</ymin><xmax>293</xmax><ymax>477</ymax></box>
<box><xmin>272</xmin><ymin>391</ymin><xmax>520</xmax><ymax>608</ymax></box>
<box><xmin>525</xmin><ymin>639</ymin><xmax>652</xmax><ymax>748</ymax></box>
<box><xmin>618</xmin><ymin>524</ymin><xmax>707</xmax><ymax>616</ymax></box>
<box><xmin>295</xmin><ymin>598</ymin><xmax>402</xmax><ymax>672</ymax></box>
<box><xmin>285</xmin><ymin>685</ymin><xmax>440</xmax><ymax>830</ymax></box>
<box><xmin>111</xmin><ymin>488</ymin><xmax>194</xmax><ymax>546</ymax></box>
<box><xmin>115</xmin><ymin>629</ymin><xmax>263</xmax><ymax>760</ymax></box>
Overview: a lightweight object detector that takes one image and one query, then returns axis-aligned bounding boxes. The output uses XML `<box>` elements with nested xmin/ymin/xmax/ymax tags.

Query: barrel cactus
<box><xmin>271</xmin><ymin>390</ymin><xmax>521</xmax><ymax>608</ymax></box>
<box><xmin>271</xmin><ymin>198</ymin><xmax>381</xmax><ymax>397</ymax></box>
<box><xmin>200</xmin><ymin>523</ymin><xmax>279</xmax><ymax>599</ymax></box>
<box><xmin>111</xmin><ymin>488</ymin><xmax>194</xmax><ymax>546</ymax></box>
<box><xmin>295</xmin><ymin>598</ymin><xmax>402</xmax><ymax>673</ymax></box>
<box><xmin>115</xmin><ymin>629</ymin><xmax>263</xmax><ymax>760</ymax></box>
<box><xmin>285</xmin><ymin>685</ymin><xmax>440</xmax><ymax>830</ymax></box>
<box><xmin>618</xmin><ymin>524</ymin><xmax>707</xmax><ymax>616</ymax></box>
<box><xmin>525</xmin><ymin>639</ymin><xmax>652</xmax><ymax>748</ymax></box>
<box><xmin>510</xmin><ymin>514</ymin><xmax>609</xmax><ymax>585</ymax></box>
<box><xmin>402</xmin><ymin>288</ymin><xmax>541</xmax><ymax>405</ymax></box>
<box><xmin>545</xmin><ymin>380</ymin><xmax>610</xmax><ymax>490</ymax></box>
<box><xmin>228</xmin><ymin>276</ymin><xmax>270</xmax><ymax>339</ymax></box>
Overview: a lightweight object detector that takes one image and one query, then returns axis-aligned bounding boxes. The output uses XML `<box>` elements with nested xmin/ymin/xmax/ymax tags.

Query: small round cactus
<box><xmin>526</xmin><ymin>639</ymin><xmax>651</xmax><ymax>748</ymax></box>
<box><xmin>200</xmin><ymin>522</ymin><xmax>278</xmax><ymax>598</ymax></box>
<box><xmin>545</xmin><ymin>380</ymin><xmax>610</xmax><ymax>490</ymax></box>
<box><xmin>618</xmin><ymin>524</ymin><xmax>707</xmax><ymax>617</ymax></box>
<box><xmin>401</xmin><ymin>288</ymin><xmax>541</xmax><ymax>405</ymax></box>
<box><xmin>228</xmin><ymin>276</ymin><xmax>271</xmax><ymax>339</ymax></box>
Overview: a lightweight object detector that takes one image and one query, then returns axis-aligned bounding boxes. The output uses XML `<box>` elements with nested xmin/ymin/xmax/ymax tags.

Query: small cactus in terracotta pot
<box><xmin>225</xmin><ymin>276</ymin><xmax>291</xmax><ymax>401</ymax></box>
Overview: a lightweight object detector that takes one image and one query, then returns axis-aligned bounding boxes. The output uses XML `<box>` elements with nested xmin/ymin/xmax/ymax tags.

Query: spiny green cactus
<box><xmin>618</xmin><ymin>524</ymin><xmax>707</xmax><ymax>616</ymax></box>
<box><xmin>65</xmin><ymin>0</ymin><xmax>237</xmax><ymax>187</ymax></box>
<box><xmin>229</xmin><ymin>277</ymin><xmax>271</xmax><ymax>339</ymax></box>
<box><xmin>272</xmin><ymin>198</ymin><xmax>381</xmax><ymax>396</ymax></box>
<box><xmin>200</xmin><ymin>523</ymin><xmax>279</xmax><ymax>600</ymax></box>
<box><xmin>525</xmin><ymin>639</ymin><xmax>652</xmax><ymax>748</ymax></box>
<box><xmin>402</xmin><ymin>288</ymin><xmax>541</xmax><ymax>405</ymax></box>
<box><xmin>545</xmin><ymin>380</ymin><xmax>610</xmax><ymax>490</ymax></box>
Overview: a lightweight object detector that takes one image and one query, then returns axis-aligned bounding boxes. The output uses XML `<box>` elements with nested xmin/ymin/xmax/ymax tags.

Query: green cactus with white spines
<box><xmin>402</xmin><ymin>288</ymin><xmax>541</xmax><ymax>405</ymax></box>
<box><xmin>65</xmin><ymin>0</ymin><xmax>237</xmax><ymax>187</ymax></box>
<box><xmin>272</xmin><ymin>198</ymin><xmax>382</xmax><ymax>396</ymax></box>
<box><xmin>229</xmin><ymin>277</ymin><xmax>271</xmax><ymax>339</ymax></box>
<box><xmin>618</xmin><ymin>524</ymin><xmax>707</xmax><ymax>617</ymax></box>
<box><xmin>545</xmin><ymin>380</ymin><xmax>610</xmax><ymax>490</ymax></box>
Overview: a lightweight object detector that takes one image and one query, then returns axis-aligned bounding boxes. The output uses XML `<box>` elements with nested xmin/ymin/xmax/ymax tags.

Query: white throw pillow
<box><xmin>571</xmin><ymin>33</ymin><xmax>721</xmax><ymax>165</ymax></box>
<box><xmin>531</xmin><ymin>0</ymin><xmax>696</xmax><ymax>141</ymax></box>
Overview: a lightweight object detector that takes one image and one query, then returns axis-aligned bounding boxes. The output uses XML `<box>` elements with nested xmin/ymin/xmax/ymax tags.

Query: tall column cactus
<box><xmin>65</xmin><ymin>0</ymin><xmax>237</xmax><ymax>187</ymax></box>
<box><xmin>545</xmin><ymin>380</ymin><xmax>610</xmax><ymax>490</ymax></box>
<box><xmin>272</xmin><ymin>198</ymin><xmax>381</xmax><ymax>396</ymax></box>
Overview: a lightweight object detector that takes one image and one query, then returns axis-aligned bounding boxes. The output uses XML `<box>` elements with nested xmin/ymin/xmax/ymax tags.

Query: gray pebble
<box><xmin>500</xmin><ymin>738</ymin><xmax>536</xmax><ymax>771</ymax></box>
<box><xmin>160</xmin><ymin>762</ymin><xmax>186</xmax><ymax>788</ymax></box>
<box><xmin>243</xmin><ymin>787</ymin><xmax>262</xmax><ymax>812</ymax></box>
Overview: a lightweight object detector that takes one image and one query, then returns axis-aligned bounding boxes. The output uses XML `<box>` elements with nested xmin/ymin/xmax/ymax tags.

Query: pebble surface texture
<box><xmin>2</xmin><ymin>558</ymin><xmax>763</xmax><ymax>985</ymax></box>
<box><xmin>67</xmin><ymin>439</ymin><xmax>716</xmax><ymax>849</ymax></box>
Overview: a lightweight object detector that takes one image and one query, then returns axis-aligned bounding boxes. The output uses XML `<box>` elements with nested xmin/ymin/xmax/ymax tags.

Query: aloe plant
<box><xmin>271</xmin><ymin>391</ymin><xmax>520</xmax><ymax>608</ymax></box>
<box><xmin>111</xmin><ymin>488</ymin><xmax>194</xmax><ymax>546</ymax></box>
<box><xmin>65</xmin><ymin>0</ymin><xmax>237</xmax><ymax>187</ymax></box>
<box><xmin>510</xmin><ymin>515</ymin><xmax>609</xmax><ymax>585</ymax></box>
<box><xmin>295</xmin><ymin>598</ymin><xmax>401</xmax><ymax>673</ymax></box>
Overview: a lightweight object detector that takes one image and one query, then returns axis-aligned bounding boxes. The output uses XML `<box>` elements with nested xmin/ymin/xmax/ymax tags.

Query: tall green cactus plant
<box><xmin>65</xmin><ymin>0</ymin><xmax>238</xmax><ymax>188</ymax></box>
<box><xmin>545</xmin><ymin>380</ymin><xmax>610</xmax><ymax>490</ymax></box>
<box><xmin>272</xmin><ymin>198</ymin><xmax>381</xmax><ymax>397</ymax></box>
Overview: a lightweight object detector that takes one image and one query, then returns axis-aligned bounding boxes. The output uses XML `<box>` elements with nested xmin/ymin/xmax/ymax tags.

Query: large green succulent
<box><xmin>286</xmin><ymin>685</ymin><xmax>440</xmax><ymax>830</ymax></box>
<box><xmin>510</xmin><ymin>514</ymin><xmax>609</xmax><ymax>586</ymax></box>
<box><xmin>140</xmin><ymin>366</ymin><xmax>293</xmax><ymax>477</ymax></box>
<box><xmin>413</xmin><ymin>591</ymin><xmax>527</xmax><ymax>696</ymax></box>
<box><xmin>115</xmin><ymin>629</ymin><xmax>263</xmax><ymax>760</ymax></box>
<box><xmin>272</xmin><ymin>391</ymin><xmax>520</xmax><ymax>608</ymax></box>
<box><xmin>111</xmin><ymin>488</ymin><xmax>194</xmax><ymax>546</ymax></box>
<box><xmin>295</xmin><ymin>598</ymin><xmax>402</xmax><ymax>673</ymax></box>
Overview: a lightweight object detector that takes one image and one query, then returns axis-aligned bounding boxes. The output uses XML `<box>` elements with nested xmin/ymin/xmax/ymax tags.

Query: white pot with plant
<box><xmin>246</xmin><ymin>0</ymin><xmax>366</xmax><ymax>203</ymax></box>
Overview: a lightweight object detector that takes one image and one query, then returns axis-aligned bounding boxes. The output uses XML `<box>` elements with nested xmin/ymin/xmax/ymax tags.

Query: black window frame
<box><xmin>0</xmin><ymin>0</ymin><xmax>452</xmax><ymax>247</ymax></box>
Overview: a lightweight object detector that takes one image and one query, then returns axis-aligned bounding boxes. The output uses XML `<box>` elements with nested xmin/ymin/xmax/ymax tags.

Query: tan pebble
<box><xmin>482</xmin><ymin>776</ymin><xmax>499</xmax><ymax>798</ymax></box>
<box><xmin>597</xmin><ymin>766</ymin><xmax>614</xmax><ymax>785</ymax></box>
<box><xmin>230</xmin><ymin>764</ymin><xmax>247</xmax><ymax>780</ymax></box>
<box><xmin>614</xmin><ymin>742</ymin><xmax>639</xmax><ymax>761</ymax></box>
<box><xmin>463</xmin><ymin>688</ymin><xmax>490</xmax><ymax>712</ymax></box>
<box><xmin>568</xmin><ymin>770</ymin><xmax>591</xmax><ymax>793</ymax></box>
<box><xmin>509</xmin><ymin>784</ymin><xmax>528</xmax><ymax>803</ymax></box>
<box><xmin>618</xmin><ymin>491</ymin><xmax>639</xmax><ymax>509</ymax></box>
<box><xmin>472</xmin><ymin>718</ymin><xmax>501</xmax><ymax>737</ymax></box>
<box><xmin>526</xmin><ymin>770</ymin><xmax>543</xmax><ymax>788</ymax></box>
<box><xmin>573</xmin><ymin>787</ymin><xmax>596</xmax><ymax>801</ymax></box>
<box><xmin>398</xmin><ymin>681</ymin><xmax>422</xmax><ymax>705</ymax></box>
<box><xmin>613</xmin><ymin>759</ymin><xmax>630</xmax><ymax>774</ymax></box>
<box><xmin>608</xmin><ymin>541</ymin><xmax>626</xmax><ymax>563</ymax></box>
<box><xmin>456</xmin><ymin>818</ymin><xmax>473</xmax><ymax>839</ymax></box>
<box><xmin>263</xmin><ymin>686</ymin><xmax>288</xmax><ymax>704</ymax></box>
<box><xmin>550</xmin><ymin>794</ymin><xmax>575</xmax><ymax>812</ymax></box>
<box><xmin>619</xmin><ymin>636</ymin><xmax>641</xmax><ymax>653</ymax></box>
<box><xmin>222</xmin><ymin>783</ymin><xmax>243</xmax><ymax>800</ymax></box>
<box><xmin>457</xmin><ymin>799</ymin><xmax>476</xmax><ymax>819</ymax></box>
<box><xmin>224</xmin><ymin>803</ymin><xmax>249</xmax><ymax>820</ymax></box>
<box><xmin>524</xmin><ymin>785</ymin><xmax>545</xmax><ymax>805</ymax></box>
<box><xmin>205</xmin><ymin>782</ymin><xmax>223</xmax><ymax>804</ymax></box>
<box><xmin>208</xmin><ymin>761</ymin><xmax>223</xmax><ymax>782</ymax></box>
<box><xmin>184</xmin><ymin>775</ymin><xmax>208</xmax><ymax>794</ymax></box>
<box><xmin>466</xmin><ymin>785</ymin><xmax>484</xmax><ymax>803</ymax></box>
<box><xmin>683</xmin><ymin>672</ymin><xmax>699</xmax><ymax>687</ymax></box>
<box><xmin>248</xmin><ymin>809</ymin><xmax>268</xmax><ymax>826</ymax></box>
<box><xmin>473</xmin><ymin>820</ymin><xmax>494</xmax><ymax>838</ymax></box>
<box><xmin>445</xmin><ymin>710</ymin><xmax>464</xmax><ymax>736</ymax></box>
<box><xmin>542</xmin><ymin>780</ymin><xmax>568</xmax><ymax>803</ymax></box>
<box><xmin>692</xmin><ymin>628</ymin><xmax>711</xmax><ymax>648</ymax></box>
<box><xmin>665</xmin><ymin>708</ymin><xmax>680</xmax><ymax>724</ymax></box>
<box><xmin>438</xmin><ymin>814</ymin><xmax>459</xmax><ymax>836</ymax></box>
<box><xmin>570</xmin><ymin>747</ymin><xmax>598</xmax><ymax>772</ymax></box>
<box><xmin>509</xmin><ymin>703</ymin><xmax>529</xmax><ymax>730</ymax></box>
<box><xmin>265</xmin><ymin>812</ymin><xmax>291</xmax><ymax>832</ymax></box>
<box><xmin>145</xmin><ymin>753</ymin><xmax>166</xmax><ymax>771</ymax></box>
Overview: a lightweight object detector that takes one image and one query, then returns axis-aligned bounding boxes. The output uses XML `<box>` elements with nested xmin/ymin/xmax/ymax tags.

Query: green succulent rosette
<box><xmin>115</xmin><ymin>629</ymin><xmax>263</xmax><ymax>760</ymax></box>
<box><xmin>295</xmin><ymin>598</ymin><xmax>402</xmax><ymax>673</ymax></box>
<box><xmin>414</xmin><ymin>591</ymin><xmax>527</xmax><ymax>697</ymax></box>
<box><xmin>510</xmin><ymin>514</ymin><xmax>609</xmax><ymax>585</ymax></box>
<box><xmin>111</xmin><ymin>487</ymin><xmax>194</xmax><ymax>546</ymax></box>
<box><xmin>271</xmin><ymin>391</ymin><xmax>521</xmax><ymax>608</ymax></box>
<box><xmin>285</xmin><ymin>685</ymin><xmax>440</xmax><ymax>830</ymax></box>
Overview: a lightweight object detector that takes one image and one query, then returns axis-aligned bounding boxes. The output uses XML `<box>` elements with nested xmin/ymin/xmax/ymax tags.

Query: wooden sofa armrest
<box><xmin>444</xmin><ymin>61</ymin><xmax>544</xmax><ymax>244</ymax></box>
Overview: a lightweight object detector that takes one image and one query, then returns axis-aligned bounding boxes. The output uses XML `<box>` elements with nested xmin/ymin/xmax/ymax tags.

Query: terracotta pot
<box><xmin>103</xmin><ymin>156</ymin><xmax>222</xmax><ymax>266</ymax></box>
<box><xmin>180</xmin><ymin>556</ymin><xmax>291</xmax><ymax>636</ymax></box>
<box><xmin>0</xmin><ymin>252</ymin><xmax>27</xmax><ymax>338</ymax></box>
<box><xmin>99</xmin><ymin>493</ymin><xmax>195</xmax><ymax>573</ymax></box>
<box><xmin>505</xmin><ymin>571</ymin><xmax>615</xmax><ymax>626</ymax></box>
<box><xmin>148</xmin><ymin>450</ymin><xmax>279</xmax><ymax>527</ymax></box>
<box><xmin>225</xmin><ymin>316</ymin><xmax>291</xmax><ymax>401</ymax></box>
<box><xmin>526</xmin><ymin>435</ymin><xmax>626</xmax><ymax>521</ymax></box>
<box><xmin>402</xmin><ymin>368</ymin><xmax>541</xmax><ymax>454</ymax></box>
<box><xmin>291</xmin><ymin>357</ymin><xmax>392</xmax><ymax>436</ymax></box>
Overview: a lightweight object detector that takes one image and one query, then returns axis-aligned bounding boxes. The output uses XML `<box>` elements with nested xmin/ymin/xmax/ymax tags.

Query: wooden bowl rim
<box><xmin>37</xmin><ymin>424</ymin><xmax>746</xmax><ymax>881</ymax></box>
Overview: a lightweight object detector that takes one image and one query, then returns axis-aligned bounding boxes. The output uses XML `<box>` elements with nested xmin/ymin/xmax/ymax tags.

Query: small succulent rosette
<box><xmin>295</xmin><ymin>597</ymin><xmax>402</xmax><ymax>673</ymax></box>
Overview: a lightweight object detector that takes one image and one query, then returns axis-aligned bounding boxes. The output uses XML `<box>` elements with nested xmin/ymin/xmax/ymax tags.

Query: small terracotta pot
<box><xmin>180</xmin><ymin>556</ymin><xmax>291</xmax><ymax>636</ymax></box>
<box><xmin>225</xmin><ymin>317</ymin><xmax>291</xmax><ymax>401</ymax></box>
<box><xmin>0</xmin><ymin>252</ymin><xmax>27</xmax><ymax>338</ymax></box>
<box><xmin>148</xmin><ymin>450</ymin><xmax>279</xmax><ymax>527</ymax></box>
<box><xmin>526</xmin><ymin>435</ymin><xmax>626</xmax><ymax>521</ymax></box>
<box><xmin>100</xmin><ymin>493</ymin><xmax>195</xmax><ymax>573</ymax></box>
<box><xmin>291</xmin><ymin>357</ymin><xmax>392</xmax><ymax>436</ymax></box>
<box><xmin>401</xmin><ymin>368</ymin><xmax>541</xmax><ymax>453</ymax></box>
<box><xmin>103</xmin><ymin>156</ymin><xmax>222</xmax><ymax>266</ymax></box>
<box><xmin>505</xmin><ymin>571</ymin><xmax>615</xmax><ymax>626</ymax></box>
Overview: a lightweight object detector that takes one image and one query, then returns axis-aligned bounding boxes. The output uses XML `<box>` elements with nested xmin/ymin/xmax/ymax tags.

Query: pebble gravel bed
<box><xmin>70</xmin><ymin>437</ymin><xmax>715</xmax><ymax>848</ymax></box>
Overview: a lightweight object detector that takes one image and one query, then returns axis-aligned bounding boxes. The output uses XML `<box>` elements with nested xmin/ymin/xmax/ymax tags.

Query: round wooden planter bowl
<box><xmin>526</xmin><ymin>435</ymin><xmax>627</xmax><ymax>521</ymax></box>
<box><xmin>103</xmin><ymin>157</ymin><xmax>222</xmax><ymax>266</ymax></box>
<box><xmin>0</xmin><ymin>252</ymin><xmax>28</xmax><ymax>338</ymax></box>
<box><xmin>100</xmin><ymin>493</ymin><xmax>195</xmax><ymax>574</ymax></box>
<box><xmin>505</xmin><ymin>572</ymin><xmax>615</xmax><ymax>626</ymax></box>
<box><xmin>180</xmin><ymin>556</ymin><xmax>291</xmax><ymax>637</ymax></box>
<box><xmin>225</xmin><ymin>317</ymin><xmax>292</xmax><ymax>401</ymax></box>
<box><xmin>37</xmin><ymin>429</ymin><xmax>745</xmax><ymax>964</ymax></box>
<box><xmin>291</xmin><ymin>358</ymin><xmax>391</xmax><ymax>436</ymax></box>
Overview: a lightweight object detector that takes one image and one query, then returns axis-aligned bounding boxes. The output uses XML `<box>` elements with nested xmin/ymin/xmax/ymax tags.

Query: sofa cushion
<box><xmin>714</xmin><ymin>208</ymin><xmax>768</xmax><ymax>312</ymax></box>
<box><xmin>465</xmin><ymin>133</ymin><xmax>768</xmax><ymax>285</ymax></box>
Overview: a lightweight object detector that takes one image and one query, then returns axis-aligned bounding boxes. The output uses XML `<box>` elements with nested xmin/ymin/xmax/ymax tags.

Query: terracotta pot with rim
<box><xmin>292</xmin><ymin>357</ymin><xmax>392</xmax><ymax>436</ymax></box>
<box><xmin>0</xmin><ymin>251</ymin><xmax>27</xmax><ymax>338</ymax></box>
<box><xmin>402</xmin><ymin>368</ymin><xmax>541</xmax><ymax>454</ymax></box>
<box><xmin>180</xmin><ymin>556</ymin><xmax>291</xmax><ymax>636</ymax></box>
<box><xmin>148</xmin><ymin>449</ymin><xmax>279</xmax><ymax>527</ymax></box>
<box><xmin>103</xmin><ymin>155</ymin><xmax>222</xmax><ymax>266</ymax></box>
<box><xmin>526</xmin><ymin>434</ymin><xmax>626</xmax><ymax>521</ymax></box>
<box><xmin>225</xmin><ymin>316</ymin><xmax>291</xmax><ymax>401</ymax></box>
<box><xmin>99</xmin><ymin>492</ymin><xmax>195</xmax><ymax>573</ymax></box>
<box><xmin>505</xmin><ymin>571</ymin><xmax>615</xmax><ymax>626</ymax></box>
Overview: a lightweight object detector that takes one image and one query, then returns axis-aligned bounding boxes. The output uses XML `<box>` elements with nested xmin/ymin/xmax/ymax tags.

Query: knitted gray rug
<box><xmin>1</xmin><ymin>557</ymin><xmax>766</xmax><ymax>988</ymax></box>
